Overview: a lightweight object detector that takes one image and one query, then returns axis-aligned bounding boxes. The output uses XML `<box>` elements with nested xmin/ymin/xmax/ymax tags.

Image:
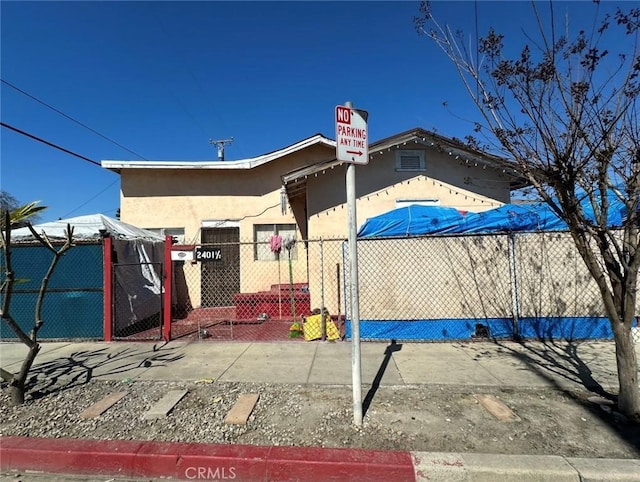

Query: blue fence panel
<box><xmin>1</xmin><ymin>243</ymin><xmax>104</xmax><ymax>340</ymax></box>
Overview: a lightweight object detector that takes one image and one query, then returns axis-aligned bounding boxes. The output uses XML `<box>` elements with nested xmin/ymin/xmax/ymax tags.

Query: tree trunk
<box><xmin>611</xmin><ymin>320</ymin><xmax>640</xmax><ymax>422</ymax></box>
<box><xmin>7</xmin><ymin>342</ymin><xmax>40</xmax><ymax>406</ymax></box>
<box><xmin>8</xmin><ymin>383</ymin><xmax>25</xmax><ymax>405</ymax></box>
<box><xmin>567</xmin><ymin>229</ymin><xmax>640</xmax><ymax>422</ymax></box>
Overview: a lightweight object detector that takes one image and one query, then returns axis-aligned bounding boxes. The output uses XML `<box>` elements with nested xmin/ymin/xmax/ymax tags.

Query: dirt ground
<box><xmin>237</xmin><ymin>383</ymin><xmax>640</xmax><ymax>459</ymax></box>
<box><xmin>260</xmin><ymin>384</ymin><xmax>640</xmax><ymax>458</ymax></box>
<box><xmin>2</xmin><ymin>377</ymin><xmax>639</xmax><ymax>460</ymax></box>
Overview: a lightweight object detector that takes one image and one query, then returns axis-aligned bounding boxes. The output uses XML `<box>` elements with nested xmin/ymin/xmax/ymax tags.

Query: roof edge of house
<box><xmin>101</xmin><ymin>133</ymin><xmax>336</xmax><ymax>172</ymax></box>
<box><xmin>282</xmin><ymin>127</ymin><xmax>526</xmax><ymax>187</ymax></box>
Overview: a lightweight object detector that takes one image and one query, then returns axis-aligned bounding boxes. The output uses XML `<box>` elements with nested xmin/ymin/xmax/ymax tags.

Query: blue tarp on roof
<box><xmin>358</xmin><ymin>193</ymin><xmax>629</xmax><ymax>238</ymax></box>
<box><xmin>458</xmin><ymin>202</ymin><xmax>568</xmax><ymax>234</ymax></box>
<box><xmin>356</xmin><ymin>205</ymin><xmax>467</xmax><ymax>238</ymax></box>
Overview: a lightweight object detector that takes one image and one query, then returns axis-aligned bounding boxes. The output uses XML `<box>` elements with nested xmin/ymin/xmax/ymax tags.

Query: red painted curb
<box><xmin>0</xmin><ymin>436</ymin><xmax>416</xmax><ymax>481</ymax></box>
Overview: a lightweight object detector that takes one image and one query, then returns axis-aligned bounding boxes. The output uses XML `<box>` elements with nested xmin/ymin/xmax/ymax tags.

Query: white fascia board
<box><xmin>201</xmin><ymin>220</ymin><xmax>240</xmax><ymax>228</ymax></box>
<box><xmin>102</xmin><ymin>135</ymin><xmax>336</xmax><ymax>171</ymax></box>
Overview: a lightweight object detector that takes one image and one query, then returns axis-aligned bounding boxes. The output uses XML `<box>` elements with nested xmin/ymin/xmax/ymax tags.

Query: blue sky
<box><xmin>0</xmin><ymin>1</ymin><xmax>629</xmax><ymax>223</ymax></box>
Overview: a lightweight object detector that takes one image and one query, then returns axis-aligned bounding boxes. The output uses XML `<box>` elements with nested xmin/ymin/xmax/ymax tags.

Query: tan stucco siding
<box><xmin>355</xmin><ymin>235</ymin><xmax>513</xmax><ymax>321</ymax></box>
<box><xmin>304</xmin><ymin>148</ymin><xmax>510</xmax><ymax>235</ymax></box>
<box><xmin>114</xmin><ymin>141</ymin><xmax>517</xmax><ymax>318</ymax></box>
<box><xmin>300</xmin><ymin>149</ymin><xmax>510</xmax><ymax>219</ymax></box>
<box><xmin>298</xmin><ymin>148</ymin><xmax>513</xmax><ymax>315</ymax></box>
<box><xmin>119</xmin><ymin>144</ymin><xmax>334</xmax><ymax>240</ymax></box>
<box><xmin>425</xmin><ymin>153</ymin><xmax>513</xmax><ymax>204</ymax></box>
<box><xmin>118</xmin><ymin>145</ymin><xmax>334</xmax><ymax>311</ymax></box>
<box><xmin>306</xmin><ymin>182</ymin><xmax>503</xmax><ymax>241</ymax></box>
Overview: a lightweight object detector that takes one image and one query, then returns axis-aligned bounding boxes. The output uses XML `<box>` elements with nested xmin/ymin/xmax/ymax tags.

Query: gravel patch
<box><xmin>2</xmin><ymin>378</ymin><xmax>639</xmax><ymax>459</ymax></box>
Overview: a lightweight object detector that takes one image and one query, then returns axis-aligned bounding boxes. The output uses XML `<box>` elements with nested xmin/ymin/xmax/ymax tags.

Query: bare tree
<box><xmin>1</xmin><ymin>204</ymin><xmax>74</xmax><ymax>405</ymax></box>
<box><xmin>415</xmin><ymin>1</ymin><xmax>639</xmax><ymax>420</ymax></box>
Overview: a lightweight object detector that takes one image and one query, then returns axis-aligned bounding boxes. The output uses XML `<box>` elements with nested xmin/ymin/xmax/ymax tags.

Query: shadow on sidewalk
<box><xmin>24</xmin><ymin>342</ymin><xmax>185</xmax><ymax>399</ymax></box>
<box><xmin>484</xmin><ymin>340</ymin><xmax>640</xmax><ymax>452</ymax></box>
<box><xmin>497</xmin><ymin>340</ymin><xmax>614</xmax><ymax>397</ymax></box>
<box><xmin>363</xmin><ymin>339</ymin><xmax>402</xmax><ymax>418</ymax></box>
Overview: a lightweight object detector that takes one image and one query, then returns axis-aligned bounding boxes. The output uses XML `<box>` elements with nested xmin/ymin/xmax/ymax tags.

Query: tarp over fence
<box><xmin>351</xmin><ymin>192</ymin><xmax>633</xmax><ymax>342</ymax></box>
<box><xmin>358</xmin><ymin>192</ymin><xmax>629</xmax><ymax>238</ymax></box>
<box><xmin>5</xmin><ymin>214</ymin><xmax>165</xmax><ymax>338</ymax></box>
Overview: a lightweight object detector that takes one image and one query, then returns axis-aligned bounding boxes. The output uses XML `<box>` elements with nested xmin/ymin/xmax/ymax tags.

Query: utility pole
<box><xmin>209</xmin><ymin>137</ymin><xmax>234</xmax><ymax>161</ymax></box>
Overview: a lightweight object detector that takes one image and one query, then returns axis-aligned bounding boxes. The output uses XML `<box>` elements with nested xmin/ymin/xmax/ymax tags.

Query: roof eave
<box><xmin>283</xmin><ymin>128</ymin><xmax>525</xmax><ymax>186</ymax></box>
<box><xmin>101</xmin><ymin>134</ymin><xmax>336</xmax><ymax>172</ymax></box>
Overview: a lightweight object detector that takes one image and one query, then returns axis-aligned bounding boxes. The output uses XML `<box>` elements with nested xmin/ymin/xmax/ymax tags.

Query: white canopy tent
<box><xmin>11</xmin><ymin>214</ymin><xmax>164</xmax><ymax>242</ymax></box>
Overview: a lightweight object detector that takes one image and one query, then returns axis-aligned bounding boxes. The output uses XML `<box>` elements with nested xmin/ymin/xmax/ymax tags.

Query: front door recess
<box><xmin>200</xmin><ymin>227</ymin><xmax>240</xmax><ymax>308</ymax></box>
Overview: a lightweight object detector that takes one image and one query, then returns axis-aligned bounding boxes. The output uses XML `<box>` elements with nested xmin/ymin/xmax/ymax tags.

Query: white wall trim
<box><xmin>201</xmin><ymin>220</ymin><xmax>240</xmax><ymax>228</ymax></box>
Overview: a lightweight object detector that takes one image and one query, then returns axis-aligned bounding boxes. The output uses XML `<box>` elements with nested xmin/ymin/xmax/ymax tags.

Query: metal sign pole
<box><xmin>344</xmin><ymin>101</ymin><xmax>363</xmax><ymax>426</ymax></box>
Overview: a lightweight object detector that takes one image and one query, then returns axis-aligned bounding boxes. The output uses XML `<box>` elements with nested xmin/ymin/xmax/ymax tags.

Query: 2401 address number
<box><xmin>194</xmin><ymin>246</ymin><xmax>222</xmax><ymax>262</ymax></box>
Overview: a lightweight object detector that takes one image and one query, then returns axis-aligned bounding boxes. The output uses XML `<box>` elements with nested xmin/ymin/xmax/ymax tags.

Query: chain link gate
<box><xmin>112</xmin><ymin>261</ymin><xmax>164</xmax><ymax>340</ymax></box>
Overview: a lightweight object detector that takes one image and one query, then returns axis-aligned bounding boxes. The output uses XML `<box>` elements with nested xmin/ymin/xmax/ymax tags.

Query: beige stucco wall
<box><xmin>118</xmin><ymin>144</ymin><xmax>333</xmax><ymax>311</ymax></box>
<box><xmin>120</xmin><ymin>144</ymin><xmax>333</xmax><ymax>241</ymax></box>
<box><xmin>116</xmin><ymin>142</ymin><xmax>515</xmax><ymax>317</ymax></box>
<box><xmin>300</xmin><ymin>147</ymin><xmax>513</xmax><ymax>314</ymax></box>
<box><xmin>305</xmin><ymin>148</ymin><xmax>511</xmax><ymax>239</ymax></box>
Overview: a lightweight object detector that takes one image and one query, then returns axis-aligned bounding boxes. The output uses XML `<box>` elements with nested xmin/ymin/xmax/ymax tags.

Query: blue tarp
<box><xmin>357</xmin><ymin>205</ymin><xmax>467</xmax><ymax>238</ymax></box>
<box><xmin>345</xmin><ymin>317</ymin><xmax>613</xmax><ymax>341</ymax></box>
<box><xmin>358</xmin><ymin>193</ymin><xmax>629</xmax><ymax>238</ymax></box>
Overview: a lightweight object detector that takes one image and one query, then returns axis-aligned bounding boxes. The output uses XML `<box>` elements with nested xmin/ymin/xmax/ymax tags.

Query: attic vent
<box><xmin>395</xmin><ymin>150</ymin><xmax>425</xmax><ymax>171</ymax></box>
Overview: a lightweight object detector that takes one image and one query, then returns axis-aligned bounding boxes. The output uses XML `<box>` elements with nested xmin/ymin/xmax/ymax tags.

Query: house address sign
<box><xmin>194</xmin><ymin>246</ymin><xmax>222</xmax><ymax>262</ymax></box>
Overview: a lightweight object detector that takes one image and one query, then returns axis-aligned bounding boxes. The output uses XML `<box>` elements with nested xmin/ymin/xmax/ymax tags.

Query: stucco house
<box><xmin>101</xmin><ymin>127</ymin><xmax>524</xmax><ymax>321</ymax></box>
<box><xmin>281</xmin><ymin>127</ymin><xmax>524</xmax><ymax>240</ymax></box>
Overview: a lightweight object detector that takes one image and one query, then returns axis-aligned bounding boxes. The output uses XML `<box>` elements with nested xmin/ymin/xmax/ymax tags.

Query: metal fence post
<box><xmin>103</xmin><ymin>236</ymin><xmax>113</xmax><ymax>342</ymax></box>
<box><xmin>163</xmin><ymin>235</ymin><xmax>173</xmax><ymax>342</ymax></box>
<box><xmin>508</xmin><ymin>233</ymin><xmax>521</xmax><ymax>340</ymax></box>
<box><xmin>320</xmin><ymin>237</ymin><xmax>326</xmax><ymax>340</ymax></box>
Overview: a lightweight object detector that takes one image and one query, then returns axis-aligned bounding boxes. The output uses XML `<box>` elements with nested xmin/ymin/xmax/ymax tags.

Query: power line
<box><xmin>1</xmin><ymin>122</ymin><xmax>101</xmax><ymax>167</ymax></box>
<box><xmin>2</xmin><ymin>121</ymin><xmax>122</xmax><ymax>218</ymax></box>
<box><xmin>63</xmin><ymin>178</ymin><xmax>120</xmax><ymax>218</ymax></box>
<box><xmin>1</xmin><ymin>78</ymin><xmax>148</xmax><ymax>160</ymax></box>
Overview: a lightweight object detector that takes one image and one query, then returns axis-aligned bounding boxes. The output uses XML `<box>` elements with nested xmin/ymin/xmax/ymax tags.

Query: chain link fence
<box><xmin>171</xmin><ymin>231</ymin><xmax>638</xmax><ymax>343</ymax></box>
<box><xmin>170</xmin><ymin>238</ymin><xmax>346</xmax><ymax>341</ymax></box>
<box><xmin>2</xmin><ymin>231</ymin><xmax>636</xmax><ymax>344</ymax></box>
<box><xmin>0</xmin><ymin>241</ymin><xmax>104</xmax><ymax>340</ymax></box>
<box><xmin>349</xmin><ymin>234</ymin><xmax>513</xmax><ymax>341</ymax></box>
<box><xmin>352</xmin><ymin>231</ymin><xmax>637</xmax><ymax>342</ymax></box>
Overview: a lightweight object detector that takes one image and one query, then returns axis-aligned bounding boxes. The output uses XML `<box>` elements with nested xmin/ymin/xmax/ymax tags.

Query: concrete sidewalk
<box><xmin>1</xmin><ymin>338</ymin><xmax>639</xmax><ymax>481</ymax></box>
<box><xmin>0</xmin><ymin>338</ymin><xmax>630</xmax><ymax>391</ymax></box>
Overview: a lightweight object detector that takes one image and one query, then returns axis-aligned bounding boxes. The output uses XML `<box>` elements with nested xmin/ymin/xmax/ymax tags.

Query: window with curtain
<box><xmin>254</xmin><ymin>224</ymin><xmax>297</xmax><ymax>260</ymax></box>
